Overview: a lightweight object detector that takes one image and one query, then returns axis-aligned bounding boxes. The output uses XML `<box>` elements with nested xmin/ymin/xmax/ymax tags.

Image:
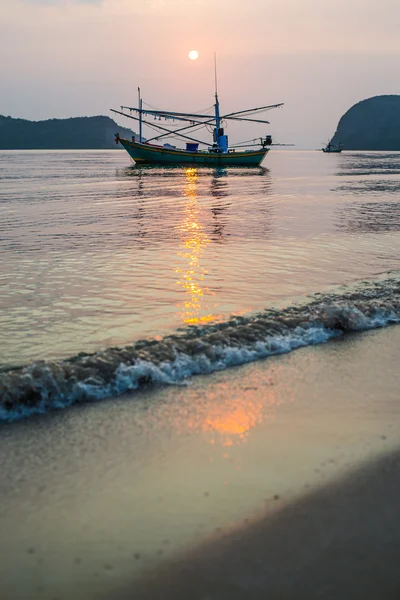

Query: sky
<box><xmin>1</xmin><ymin>0</ymin><xmax>399</xmax><ymax>148</ymax></box>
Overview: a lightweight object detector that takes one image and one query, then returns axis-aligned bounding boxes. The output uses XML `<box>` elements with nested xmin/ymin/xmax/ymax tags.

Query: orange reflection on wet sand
<box><xmin>175</xmin><ymin>168</ymin><xmax>221</xmax><ymax>325</ymax></box>
<box><xmin>200</xmin><ymin>382</ymin><xmax>280</xmax><ymax>447</ymax></box>
<box><xmin>204</xmin><ymin>396</ymin><xmax>263</xmax><ymax>446</ymax></box>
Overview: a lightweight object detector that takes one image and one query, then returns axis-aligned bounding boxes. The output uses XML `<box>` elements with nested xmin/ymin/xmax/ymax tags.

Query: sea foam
<box><xmin>1</xmin><ymin>274</ymin><xmax>399</xmax><ymax>421</ymax></box>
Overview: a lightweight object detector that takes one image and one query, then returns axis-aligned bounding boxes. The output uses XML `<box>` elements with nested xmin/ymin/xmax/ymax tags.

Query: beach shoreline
<box><xmin>1</xmin><ymin>325</ymin><xmax>400</xmax><ymax>598</ymax></box>
<box><xmin>1</xmin><ymin>272</ymin><xmax>399</xmax><ymax>422</ymax></box>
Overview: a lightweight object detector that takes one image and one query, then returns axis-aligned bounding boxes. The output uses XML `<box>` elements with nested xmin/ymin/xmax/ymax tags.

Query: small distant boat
<box><xmin>111</xmin><ymin>56</ymin><xmax>284</xmax><ymax>167</ymax></box>
<box><xmin>322</xmin><ymin>141</ymin><xmax>343</xmax><ymax>153</ymax></box>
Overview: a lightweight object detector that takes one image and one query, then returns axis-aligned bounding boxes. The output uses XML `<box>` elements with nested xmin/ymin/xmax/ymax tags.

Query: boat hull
<box><xmin>322</xmin><ymin>148</ymin><xmax>342</xmax><ymax>153</ymax></box>
<box><xmin>118</xmin><ymin>138</ymin><xmax>268</xmax><ymax>166</ymax></box>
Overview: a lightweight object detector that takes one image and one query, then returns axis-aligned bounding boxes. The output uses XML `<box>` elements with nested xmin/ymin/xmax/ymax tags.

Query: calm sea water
<box><xmin>1</xmin><ymin>150</ymin><xmax>400</xmax><ymax>600</ymax></box>
<box><xmin>1</xmin><ymin>149</ymin><xmax>400</xmax><ymax>417</ymax></box>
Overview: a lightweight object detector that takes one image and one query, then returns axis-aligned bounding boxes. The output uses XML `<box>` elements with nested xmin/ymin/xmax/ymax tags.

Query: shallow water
<box><xmin>1</xmin><ymin>150</ymin><xmax>400</xmax><ymax>416</ymax></box>
<box><xmin>1</xmin><ymin>150</ymin><xmax>399</xmax><ymax>364</ymax></box>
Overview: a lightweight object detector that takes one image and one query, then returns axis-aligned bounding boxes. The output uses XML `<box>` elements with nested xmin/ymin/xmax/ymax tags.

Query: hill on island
<box><xmin>0</xmin><ymin>115</ymin><xmax>136</xmax><ymax>150</ymax></box>
<box><xmin>330</xmin><ymin>95</ymin><xmax>400</xmax><ymax>151</ymax></box>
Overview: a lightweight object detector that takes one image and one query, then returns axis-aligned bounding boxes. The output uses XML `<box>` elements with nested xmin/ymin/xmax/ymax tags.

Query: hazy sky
<box><xmin>1</xmin><ymin>0</ymin><xmax>399</xmax><ymax>147</ymax></box>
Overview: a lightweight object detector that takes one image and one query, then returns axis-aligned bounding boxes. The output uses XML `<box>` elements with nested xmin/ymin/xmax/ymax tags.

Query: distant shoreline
<box><xmin>0</xmin><ymin>114</ymin><xmax>136</xmax><ymax>150</ymax></box>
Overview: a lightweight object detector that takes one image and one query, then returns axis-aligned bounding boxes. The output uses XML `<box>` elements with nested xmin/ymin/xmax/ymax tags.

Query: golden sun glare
<box><xmin>188</xmin><ymin>50</ymin><xmax>199</xmax><ymax>60</ymax></box>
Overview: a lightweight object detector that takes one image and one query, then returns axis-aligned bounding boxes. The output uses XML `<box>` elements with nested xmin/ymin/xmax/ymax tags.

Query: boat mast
<box><xmin>213</xmin><ymin>52</ymin><xmax>221</xmax><ymax>148</ymax></box>
<box><xmin>138</xmin><ymin>87</ymin><xmax>143</xmax><ymax>143</ymax></box>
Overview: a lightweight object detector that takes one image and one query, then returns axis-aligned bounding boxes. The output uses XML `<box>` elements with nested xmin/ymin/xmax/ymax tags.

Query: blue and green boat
<box><xmin>111</xmin><ymin>64</ymin><xmax>283</xmax><ymax>167</ymax></box>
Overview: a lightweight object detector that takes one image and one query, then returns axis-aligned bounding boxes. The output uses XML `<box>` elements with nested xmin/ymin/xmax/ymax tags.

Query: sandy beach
<box><xmin>1</xmin><ymin>324</ymin><xmax>400</xmax><ymax>599</ymax></box>
<box><xmin>128</xmin><ymin>448</ymin><xmax>400</xmax><ymax>600</ymax></box>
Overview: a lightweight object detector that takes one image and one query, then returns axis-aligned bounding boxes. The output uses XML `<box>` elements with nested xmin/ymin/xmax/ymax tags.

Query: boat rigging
<box><xmin>111</xmin><ymin>55</ymin><xmax>284</xmax><ymax>166</ymax></box>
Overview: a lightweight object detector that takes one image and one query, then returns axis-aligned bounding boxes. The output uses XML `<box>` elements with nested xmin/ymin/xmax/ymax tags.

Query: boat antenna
<box><xmin>214</xmin><ymin>52</ymin><xmax>218</xmax><ymax>97</ymax></box>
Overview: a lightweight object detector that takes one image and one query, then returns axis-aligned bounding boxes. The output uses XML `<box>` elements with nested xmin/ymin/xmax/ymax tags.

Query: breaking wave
<box><xmin>1</xmin><ymin>273</ymin><xmax>400</xmax><ymax>422</ymax></box>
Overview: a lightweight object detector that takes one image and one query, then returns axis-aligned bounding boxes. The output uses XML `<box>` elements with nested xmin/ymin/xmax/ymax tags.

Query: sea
<box><xmin>1</xmin><ymin>149</ymin><xmax>400</xmax><ymax>420</ymax></box>
<box><xmin>2</xmin><ymin>149</ymin><xmax>400</xmax><ymax>600</ymax></box>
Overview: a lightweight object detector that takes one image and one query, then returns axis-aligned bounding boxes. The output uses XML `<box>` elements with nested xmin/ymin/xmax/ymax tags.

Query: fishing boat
<box><xmin>322</xmin><ymin>141</ymin><xmax>343</xmax><ymax>153</ymax></box>
<box><xmin>111</xmin><ymin>59</ymin><xmax>283</xmax><ymax>167</ymax></box>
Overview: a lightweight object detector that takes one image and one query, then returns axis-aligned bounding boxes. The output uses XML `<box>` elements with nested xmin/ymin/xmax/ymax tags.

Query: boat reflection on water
<box><xmin>210</xmin><ymin>169</ymin><xmax>231</xmax><ymax>243</ymax></box>
<box><xmin>175</xmin><ymin>168</ymin><xmax>222</xmax><ymax>326</ymax></box>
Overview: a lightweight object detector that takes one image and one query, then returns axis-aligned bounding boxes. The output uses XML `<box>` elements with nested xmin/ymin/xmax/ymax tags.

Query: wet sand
<box><xmin>1</xmin><ymin>325</ymin><xmax>400</xmax><ymax>599</ymax></box>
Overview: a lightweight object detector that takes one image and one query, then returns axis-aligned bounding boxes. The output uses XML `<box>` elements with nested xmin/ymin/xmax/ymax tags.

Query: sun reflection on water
<box><xmin>175</xmin><ymin>168</ymin><xmax>221</xmax><ymax>325</ymax></box>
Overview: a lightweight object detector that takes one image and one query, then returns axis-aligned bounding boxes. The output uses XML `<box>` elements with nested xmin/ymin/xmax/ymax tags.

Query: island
<box><xmin>0</xmin><ymin>115</ymin><xmax>136</xmax><ymax>150</ymax></box>
<box><xmin>330</xmin><ymin>95</ymin><xmax>400</xmax><ymax>151</ymax></box>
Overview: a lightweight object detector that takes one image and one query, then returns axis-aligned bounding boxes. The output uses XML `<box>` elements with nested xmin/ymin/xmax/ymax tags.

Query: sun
<box><xmin>188</xmin><ymin>50</ymin><xmax>199</xmax><ymax>60</ymax></box>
